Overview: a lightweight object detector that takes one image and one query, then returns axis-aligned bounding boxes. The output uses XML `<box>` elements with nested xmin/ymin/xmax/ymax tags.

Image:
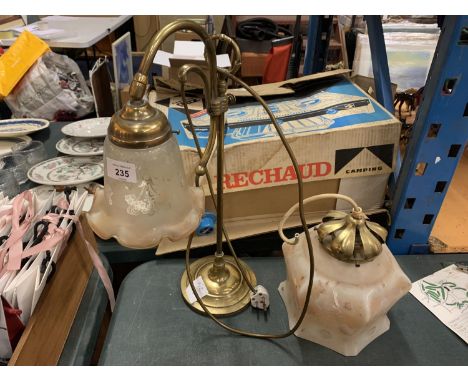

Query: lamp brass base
<box><xmin>181</xmin><ymin>255</ymin><xmax>256</xmax><ymax>316</ymax></box>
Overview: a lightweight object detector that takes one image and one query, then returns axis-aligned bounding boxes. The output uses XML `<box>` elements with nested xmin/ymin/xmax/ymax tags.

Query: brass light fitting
<box><xmin>278</xmin><ymin>193</ymin><xmax>387</xmax><ymax>264</ymax></box>
<box><xmin>107</xmin><ymin>99</ymin><xmax>172</xmax><ymax>149</ymax></box>
<box><xmin>316</xmin><ymin>208</ymin><xmax>388</xmax><ymax>264</ymax></box>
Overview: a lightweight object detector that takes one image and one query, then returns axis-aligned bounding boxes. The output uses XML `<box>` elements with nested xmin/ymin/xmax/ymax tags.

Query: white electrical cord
<box><xmin>278</xmin><ymin>193</ymin><xmax>361</xmax><ymax>245</ymax></box>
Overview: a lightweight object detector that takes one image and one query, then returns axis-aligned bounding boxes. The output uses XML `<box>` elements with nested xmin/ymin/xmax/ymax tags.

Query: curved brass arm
<box><xmin>178</xmin><ymin>64</ymin><xmax>212</xmax><ymax>108</ymax></box>
<box><xmin>178</xmin><ymin>64</ymin><xmax>217</xmax><ymax>180</ymax></box>
<box><xmin>129</xmin><ymin>20</ymin><xmax>218</xmax><ymax>102</ymax></box>
<box><xmin>175</xmin><ymin>33</ymin><xmax>244</xmax><ymax>183</ymax></box>
<box><xmin>210</xmin><ymin>33</ymin><xmax>242</xmax><ymax>75</ymax></box>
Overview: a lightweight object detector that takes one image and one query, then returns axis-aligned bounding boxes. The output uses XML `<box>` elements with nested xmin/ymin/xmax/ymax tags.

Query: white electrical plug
<box><xmin>250</xmin><ymin>285</ymin><xmax>270</xmax><ymax>311</ymax></box>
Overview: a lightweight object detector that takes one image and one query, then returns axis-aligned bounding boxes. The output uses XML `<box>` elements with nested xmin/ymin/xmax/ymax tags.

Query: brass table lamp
<box><xmin>87</xmin><ymin>20</ymin><xmax>261</xmax><ymax>316</ymax></box>
<box><xmin>87</xmin><ymin>19</ymin><xmax>405</xmax><ymax>347</ymax></box>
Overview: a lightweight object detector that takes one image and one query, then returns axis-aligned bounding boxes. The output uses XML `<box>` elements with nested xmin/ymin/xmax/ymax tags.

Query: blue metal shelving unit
<box><xmin>366</xmin><ymin>16</ymin><xmax>402</xmax><ymax>193</ymax></box>
<box><xmin>302</xmin><ymin>16</ymin><xmax>466</xmax><ymax>255</ymax></box>
<box><xmin>365</xmin><ymin>16</ymin><xmax>395</xmax><ymax>114</ymax></box>
<box><xmin>385</xmin><ymin>16</ymin><xmax>468</xmax><ymax>255</ymax></box>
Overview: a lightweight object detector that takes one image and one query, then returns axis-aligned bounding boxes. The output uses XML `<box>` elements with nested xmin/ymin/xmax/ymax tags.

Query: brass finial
<box><xmin>316</xmin><ymin>209</ymin><xmax>388</xmax><ymax>264</ymax></box>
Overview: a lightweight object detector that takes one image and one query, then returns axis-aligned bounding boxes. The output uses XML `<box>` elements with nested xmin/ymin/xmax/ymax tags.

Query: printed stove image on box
<box><xmin>181</xmin><ymin>91</ymin><xmax>374</xmax><ymax>141</ymax></box>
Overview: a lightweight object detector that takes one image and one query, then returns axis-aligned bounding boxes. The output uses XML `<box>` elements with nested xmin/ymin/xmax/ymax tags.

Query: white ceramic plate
<box><xmin>0</xmin><ymin>118</ymin><xmax>49</xmax><ymax>138</ymax></box>
<box><xmin>56</xmin><ymin>137</ymin><xmax>104</xmax><ymax>156</ymax></box>
<box><xmin>27</xmin><ymin>156</ymin><xmax>104</xmax><ymax>186</ymax></box>
<box><xmin>61</xmin><ymin>117</ymin><xmax>110</xmax><ymax>138</ymax></box>
<box><xmin>0</xmin><ymin>136</ymin><xmax>32</xmax><ymax>156</ymax></box>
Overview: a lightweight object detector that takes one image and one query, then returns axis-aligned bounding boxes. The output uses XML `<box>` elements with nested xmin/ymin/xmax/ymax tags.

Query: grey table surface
<box><xmin>99</xmin><ymin>254</ymin><xmax>468</xmax><ymax>366</ymax></box>
<box><xmin>0</xmin><ymin>16</ymin><xmax>132</xmax><ymax>49</ymax></box>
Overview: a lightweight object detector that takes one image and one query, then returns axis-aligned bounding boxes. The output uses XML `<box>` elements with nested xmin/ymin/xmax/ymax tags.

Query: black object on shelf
<box><xmin>287</xmin><ymin>16</ymin><xmax>303</xmax><ymax>80</ymax></box>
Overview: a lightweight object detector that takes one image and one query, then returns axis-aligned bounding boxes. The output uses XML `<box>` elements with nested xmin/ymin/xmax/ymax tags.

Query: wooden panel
<box><xmin>8</xmin><ymin>217</ymin><xmax>96</xmax><ymax>365</ymax></box>
<box><xmin>430</xmin><ymin>147</ymin><xmax>468</xmax><ymax>253</ymax></box>
<box><xmin>0</xmin><ymin>16</ymin><xmax>24</xmax><ymax>29</ymax></box>
<box><xmin>134</xmin><ymin>16</ymin><xmax>160</xmax><ymax>51</ymax></box>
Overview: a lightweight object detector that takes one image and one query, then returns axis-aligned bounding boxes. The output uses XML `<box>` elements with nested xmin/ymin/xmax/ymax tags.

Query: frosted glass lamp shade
<box><xmin>87</xmin><ymin>136</ymin><xmax>204</xmax><ymax>249</ymax></box>
<box><xmin>279</xmin><ymin>229</ymin><xmax>411</xmax><ymax>356</ymax></box>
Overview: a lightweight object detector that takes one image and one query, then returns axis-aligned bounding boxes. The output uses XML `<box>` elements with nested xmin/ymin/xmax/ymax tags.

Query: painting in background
<box><xmin>112</xmin><ymin>32</ymin><xmax>133</xmax><ymax>109</ymax></box>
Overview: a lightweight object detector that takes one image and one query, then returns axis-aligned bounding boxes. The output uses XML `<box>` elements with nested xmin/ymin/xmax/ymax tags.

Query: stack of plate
<box><xmin>56</xmin><ymin>118</ymin><xmax>108</xmax><ymax>157</ymax></box>
<box><xmin>27</xmin><ymin>118</ymin><xmax>109</xmax><ymax>186</ymax></box>
<box><xmin>0</xmin><ymin>118</ymin><xmax>50</xmax><ymax>157</ymax></box>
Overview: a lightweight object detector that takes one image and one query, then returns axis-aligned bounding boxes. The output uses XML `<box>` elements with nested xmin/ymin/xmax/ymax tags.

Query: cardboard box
<box><xmin>156</xmin><ymin>175</ymin><xmax>389</xmax><ymax>255</ymax></box>
<box><xmin>119</xmin><ymin>84</ymin><xmax>130</xmax><ymax>106</ymax></box>
<box><xmin>240</xmin><ymin>52</ymin><xmax>269</xmax><ymax>77</ymax></box>
<box><xmin>174</xmin><ymin>30</ymin><xmax>201</xmax><ymax>42</ymax></box>
<box><xmin>351</xmin><ymin>74</ymin><xmax>398</xmax><ymax>101</ymax></box>
<box><xmin>168</xmin><ymin>58</ymin><xmax>209</xmax><ymax>88</ymax></box>
<box><xmin>153</xmin><ymin>40</ymin><xmax>231</xmax><ymax>88</ymax></box>
<box><xmin>152</xmin><ymin>70</ymin><xmax>400</xmax><ymax>255</ymax></box>
<box><xmin>172</xmin><ymin>72</ymin><xmax>399</xmax><ymax>194</ymax></box>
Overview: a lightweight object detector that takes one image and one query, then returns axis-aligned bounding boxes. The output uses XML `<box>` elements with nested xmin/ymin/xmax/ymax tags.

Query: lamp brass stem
<box><xmin>215</xmin><ymin>115</ymin><xmax>225</xmax><ymax>256</ymax></box>
<box><xmin>180</xmin><ymin>83</ymin><xmax>257</xmax><ymax>293</ymax></box>
<box><xmin>208</xmin><ymin>252</ymin><xmax>230</xmax><ymax>284</ymax></box>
